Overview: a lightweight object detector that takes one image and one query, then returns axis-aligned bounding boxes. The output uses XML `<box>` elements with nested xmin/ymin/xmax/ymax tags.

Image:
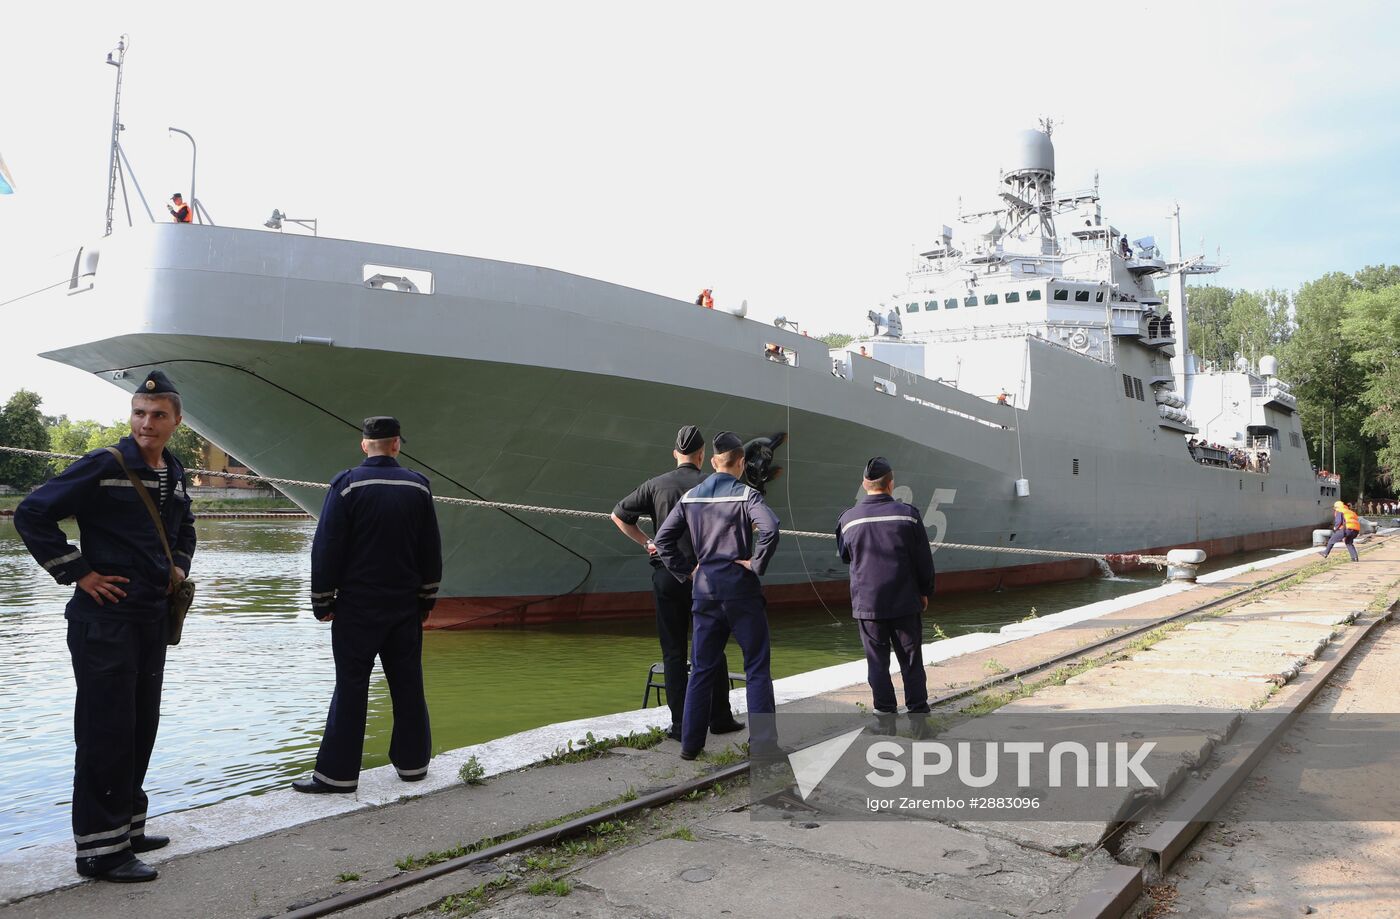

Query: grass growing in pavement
<box><xmin>335</xmin><ymin>871</ymin><xmax>360</xmax><ymax>883</ymax></box>
<box><xmin>539</xmin><ymin>726</ymin><xmax>667</xmax><ymax>766</ymax></box>
<box><xmin>457</xmin><ymin>755</ymin><xmax>486</xmax><ymax>786</ymax></box>
<box><xmin>700</xmin><ymin>743</ymin><xmax>747</xmax><ymax>766</ymax></box>
<box><xmin>665</xmin><ymin>826</ymin><xmax>696</xmax><ymax>841</ymax></box>
<box><xmin>394</xmin><ymin>789</ymin><xmax>642</xmax><ymax>870</ymax></box>
<box><xmin>527</xmin><ymin>878</ymin><xmax>572</xmax><ymax>896</ymax></box>
<box><xmin>436</xmin><ymin>875</ymin><xmax>513</xmax><ymax>916</ymax></box>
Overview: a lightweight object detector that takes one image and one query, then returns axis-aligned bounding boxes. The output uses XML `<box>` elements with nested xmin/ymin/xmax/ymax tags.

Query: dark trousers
<box><xmin>652</xmin><ymin>567</ymin><xmax>734</xmax><ymax>729</ymax></box>
<box><xmin>857</xmin><ymin>614</ymin><xmax>929</xmax><ymax>713</ymax></box>
<box><xmin>683</xmin><ymin>596</ymin><xmax>776</xmax><ymax>753</ymax></box>
<box><xmin>315</xmin><ymin>610</ymin><xmax>431</xmax><ymax>786</ymax></box>
<box><xmin>1322</xmin><ymin>528</ymin><xmax>1360</xmax><ymax>561</ymax></box>
<box><xmin>67</xmin><ymin>618</ymin><xmax>166</xmax><ymax>870</ymax></box>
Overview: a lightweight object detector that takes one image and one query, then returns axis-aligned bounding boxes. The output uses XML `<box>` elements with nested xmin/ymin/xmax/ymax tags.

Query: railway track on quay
<box><xmin>266</xmin><ymin>537</ymin><xmax>1398</xmax><ymax>919</ymax></box>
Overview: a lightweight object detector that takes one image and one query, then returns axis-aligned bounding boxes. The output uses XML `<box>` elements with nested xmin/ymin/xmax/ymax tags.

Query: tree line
<box><xmin>1186</xmin><ymin>265</ymin><xmax>1400</xmax><ymax>501</ymax></box>
<box><xmin>0</xmin><ymin>390</ymin><xmax>210</xmax><ymax>490</ymax></box>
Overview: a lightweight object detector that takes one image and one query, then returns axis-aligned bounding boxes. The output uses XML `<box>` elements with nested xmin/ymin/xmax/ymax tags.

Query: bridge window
<box><xmin>1052</xmin><ymin>288</ymin><xmax>1068</xmax><ymax>301</ymax></box>
<box><xmin>1005</xmin><ymin>291</ymin><xmax>1021</xmax><ymax>303</ymax></box>
<box><xmin>1122</xmin><ymin>373</ymin><xmax>1134</xmax><ymax>398</ymax></box>
<box><xmin>944</xmin><ymin>298</ymin><xmax>958</xmax><ymax>310</ymax></box>
<box><xmin>905</xmin><ymin>302</ymin><xmax>919</xmax><ymax>313</ymax></box>
<box><xmin>1027</xmin><ymin>289</ymin><xmax>1042</xmax><ymax>301</ymax></box>
<box><xmin>1074</xmin><ymin>290</ymin><xmax>1090</xmax><ymax>302</ymax></box>
<box><xmin>1095</xmin><ymin>291</ymin><xmax>1105</xmax><ymax>302</ymax></box>
<box><xmin>964</xmin><ymin>295</ymin><xmax>978</xmax><ymax>307</ymax></box>
<box><xmin>985</xmin><ymin>293</ymin><xmax>999</xmax><ymax>305</ymax></box>
<box><xmin>925</xmin><ymin>300</ymin><xmax>938</xmax><ymax>311</ymax></box>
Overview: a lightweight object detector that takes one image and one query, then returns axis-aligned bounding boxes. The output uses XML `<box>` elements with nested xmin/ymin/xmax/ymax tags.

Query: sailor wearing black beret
<box><xmin>835</xmin><ymin>457</ymin><xmax>936</xmax><ymax>733</ymax></box>
<box><xmin>294</xmin><ymin>415</ymin><xmax>443</xmax><ymax>794</ymax></box>
<box><xmin>11</xmin><ymin>367</ymin><xmax>196</xmax><ymax>881</ymax></box>
<box><xmin>611</xmin><ymin>426</ymin><xmax>744</xmax><ymax>741</ymax></box>
<box><xmin>653</xmin><ymin>431</ymin><xmax>782</xmax><ymax>759</ymax></box>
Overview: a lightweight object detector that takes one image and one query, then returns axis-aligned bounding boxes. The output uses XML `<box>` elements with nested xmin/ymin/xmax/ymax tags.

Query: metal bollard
<box><xmin>1166</xmin><ymin>548</ymin><xmax>1207</xmax><ymax>582</ymax></box>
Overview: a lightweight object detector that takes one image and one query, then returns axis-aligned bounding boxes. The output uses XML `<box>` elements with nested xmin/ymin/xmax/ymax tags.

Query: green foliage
<box><xmin>437</xmin><ymin>876</ymin><xmax>512</xmax><ymax>916</ymax></box>
<box><xmin>665</xmin><ymin>826</ymin><xmax>697</xmax><ymax>841</ymax></box>
<box><xmin>527</xmin><ymin>878</ymin><xmax>571</xmax><ymax>896</ymax></box>
<box><xmin>458</xmin><ymin>755</ymin><xmax>487</xmax><ymax>786</ymax></box>
<box><xmin>1340</xmin><ymin>284</ymin><xmax>1400</xmax><ymax>476</ymax></box>
<box><xmin>0</xmin><ymin>390</ymin><xmax>49</xmax><ymax>488</ymax></box>
<box><xmin>539</xmin><ymin>726</ymin><xmax>666</xmax><ymax>766</ymax></box>
<box><xmin>335</xmin><ymin>872</ymin><xmax>360</xmax><ymax>883</ymax></box>
<box><xmin>819</xmin><ymin>332</ymin><xmax>857</xmax><ymax>349</ymax></box>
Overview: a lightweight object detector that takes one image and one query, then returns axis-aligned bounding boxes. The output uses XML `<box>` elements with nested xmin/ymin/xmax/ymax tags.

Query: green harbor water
<box><xmin>0</xmin><ymin>518</ymin><xmax>1297</xmax><ymax>853</ymax></box>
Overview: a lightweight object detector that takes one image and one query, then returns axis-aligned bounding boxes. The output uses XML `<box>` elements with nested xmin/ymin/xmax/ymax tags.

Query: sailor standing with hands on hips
<box><xmin>13</xmin><ymin>369</ymin><xmax>195</xmax><ymax>883</ymax></box>
<box><xmin>835</xmin><ymin>457</ymin><xmax>935</xmax><ymax>734</ymax></box>
<box><xmin>653</xmin><ymin>431</ymin><xmax>781</xmax><ymax>759</ymax></box>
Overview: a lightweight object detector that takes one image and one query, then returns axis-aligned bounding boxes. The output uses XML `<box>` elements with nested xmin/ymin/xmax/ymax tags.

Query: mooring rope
<box><xmin>0</xmin><ymin>445</ymin><xmax>1167</xmax><ymax>566</ymax></box>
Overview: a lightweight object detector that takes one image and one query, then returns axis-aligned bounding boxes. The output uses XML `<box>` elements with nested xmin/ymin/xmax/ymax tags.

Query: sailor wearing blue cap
<box><xmin>653</xmin><ymin>431</ymin><xmax>781</xmax><ymax>758</ymax></box>
<box><xmin>835</xmin><ymin>457</ymin><xmax>935</xmax><ymax>728</ymax></box>
<box><xmin>293</xmin><ymin>416</ymin><xmax>442</xmax><ymax>794</ymax></box>
<box><xmin>14</xmin><ymin>369</ymin><xmax>195</xmax><ymax>882</ymax></box>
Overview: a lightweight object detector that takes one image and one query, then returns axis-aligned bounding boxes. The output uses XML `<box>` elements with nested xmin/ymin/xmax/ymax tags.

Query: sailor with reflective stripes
<box><xmin>294</xmin><ymin>416</ymin><xmax>443</xmax><ymax>794</ymax></box>
<box><xmin>13</xmin><ymin>369</ymin><xmax>195</xmax><ymax>883</ymax></box>
<box><xmin>653</xmin><ymin>431</ymin><xmax>781</xmax><ymax>759</ymax></box>
<box><xmin>835</xmin><ymin>457</ymin><xmax>935</xmax><ymax>730</ymax></box>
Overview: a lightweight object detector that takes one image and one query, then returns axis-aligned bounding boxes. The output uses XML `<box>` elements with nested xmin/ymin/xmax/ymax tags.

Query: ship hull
<box><xmin>29</xmin><ymin>226</ymin><xmax>1330</xmax><ymax>627</ymax></box>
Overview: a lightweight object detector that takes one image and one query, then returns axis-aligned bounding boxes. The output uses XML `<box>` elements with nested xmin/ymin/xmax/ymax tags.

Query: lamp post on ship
<box><xmin>168</xmin><ymin>126</ymin><xmax>199</xmax><ymax>223</ymax></box>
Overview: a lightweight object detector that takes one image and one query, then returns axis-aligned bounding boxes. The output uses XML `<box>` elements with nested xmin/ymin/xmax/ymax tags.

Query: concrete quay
<box><xmin>2</xmin><ymin>538</ymin><xmax>1397</xmax><ymax>918</ymax></box>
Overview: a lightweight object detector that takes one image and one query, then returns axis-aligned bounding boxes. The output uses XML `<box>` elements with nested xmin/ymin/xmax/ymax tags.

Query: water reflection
<box><xmin>0</xmin><ymin>519</ymin><xmax>1293</xmax><ymax>853</ymax></box>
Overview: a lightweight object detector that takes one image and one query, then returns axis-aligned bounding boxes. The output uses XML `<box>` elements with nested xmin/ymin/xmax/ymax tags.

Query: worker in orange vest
<box><xmin>695</xmin><ymin>289</ymin><xmax>714</xmax><ymax>309</ymax></box>
<box><xmin>168</xmin><ymin>193</ymin><xmax>192</xmax><ymax>223</ymax></box>
<box><xmin>1321</xmin><ymin>500</ymin><xmax>1361</xmax><ymax>562</ymax></box>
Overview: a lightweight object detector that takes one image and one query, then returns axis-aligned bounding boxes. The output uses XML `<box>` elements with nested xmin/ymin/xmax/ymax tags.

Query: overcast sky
<box><xmin>3</xmin><ymin>1</ymin><xmax>1398</xmax><ymax>419</ymax></box>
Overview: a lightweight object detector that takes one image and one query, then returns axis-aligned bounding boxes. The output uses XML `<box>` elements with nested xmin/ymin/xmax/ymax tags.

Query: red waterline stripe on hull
<box><xmin>424</xmin><ymin>524</ymin><xmax>1322</xmax><ymax>630</ymax></box>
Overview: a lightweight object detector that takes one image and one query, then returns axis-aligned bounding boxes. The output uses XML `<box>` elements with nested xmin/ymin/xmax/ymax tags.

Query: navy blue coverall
<box><xmin>14</xmin><ymin>437</ymin><xmax>195</xmax><ymax>870</ymax></box>
<box><xmin>309</xmin><ymin>455</ymin><xmax>442</xmax><ymax>787</ymax></box>
<box><xmin>653</xmin><ymin>472</ymin><xmax>780</xmax><ymax>754</ymax></box>
<box><xmin>835</xmin><ymin>493</ymin><xmax>935</xmax><ymax>714</ymax></box>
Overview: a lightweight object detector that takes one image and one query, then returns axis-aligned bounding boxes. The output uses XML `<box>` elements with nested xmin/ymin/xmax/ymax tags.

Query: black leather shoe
<box><xmin>666</xmin><ymin>723</ymin><xmax>683</xmax><ymax>742</ymax></box>
<box><xmin>77</xmin><ymin>856</ymin><xmax>158</xmax><ymax>883</ymax></box>
<box><xmin>709</xmin><ymin>717</ymin><xmax>746</xmax><ymax>734</ymax></box>
<box><xmin>292</xmin><ymin>776</ymin><xmax>356</xmax><ymax>794</ymax></box>
<box><xmin>130</xmin><ymin>834</ymin><xmax>170</xmax><ymax>854</ymax></box>
<box><xmin>679</xmin><ymin>748</ymin><xmax>703</xmax><ymax>761</ymax></box>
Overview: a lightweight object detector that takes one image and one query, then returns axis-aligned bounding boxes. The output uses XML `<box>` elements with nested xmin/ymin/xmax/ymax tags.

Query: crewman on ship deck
<box><xmin>611</xmin><ymin>425</ymin><xmax>744</xmax><ymax>742</ymax></box>
<box><xmin>653</xmin><ymin>431</ymin><xmax>781</xmax><ymax>759</ymax></box>
<box><xmin>293</xmin><ymin>416</ymin><xmax>442</xmax><ymax>794</ymax></box>
<box><xmin>1320</xmin><ymin>500</ymin><xmax>1361</xmax><ymax>562</ymax></box>
<box><xmin>835</xmin><ymin>457</ymin><xmax>935</xmax><ymax>734</ymax></box>
<box><xmin>167</xmin><ymin>193</ymin><xmax>191</xmax><ymax>223</ymax></box>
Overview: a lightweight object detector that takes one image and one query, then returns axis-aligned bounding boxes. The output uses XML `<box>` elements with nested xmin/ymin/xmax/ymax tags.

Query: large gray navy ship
<box><xmin>23</xmin><ymin>126</ymin><xmax>1332</xmax><ymax>627</ymax></box>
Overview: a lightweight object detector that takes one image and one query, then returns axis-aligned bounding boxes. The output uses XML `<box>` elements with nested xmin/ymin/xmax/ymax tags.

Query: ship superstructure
<box><xmin>15</xmin><ymin>127</ymin><xmax>1331</xmax><ymax>627</ymax></box>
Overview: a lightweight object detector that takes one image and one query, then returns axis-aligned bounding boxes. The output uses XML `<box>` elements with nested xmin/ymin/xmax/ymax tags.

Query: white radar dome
<box><xmin>1008</xmin><ymin>129</ymin><xmax>1055</xmax><ymax>178</ymax></box>
<box><xmin>1259</xmin><ymin>355</ymin><xmax>1279</xmax><ymax>377</ymax></box>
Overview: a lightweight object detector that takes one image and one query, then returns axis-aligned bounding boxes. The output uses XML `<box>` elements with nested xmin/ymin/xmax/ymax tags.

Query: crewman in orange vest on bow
<box><xmin>1321</xmin><ymin>500</ymin><xmax>1361</xmax><ymax>562</ymax></box>
<box><xmin>168</xmin><ymin>193</ymin><xmax>192</xmax><ymax>223</ymax></box>
<box><xmin>695</xmin><ymin>288</ymin><xmax>714</xmax><ymax>309</ymax></box>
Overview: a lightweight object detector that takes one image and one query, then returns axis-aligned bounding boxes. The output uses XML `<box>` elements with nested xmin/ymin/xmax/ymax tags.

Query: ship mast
<box><xmin>1166</xmin><ymin>204</ymin><xmax>1222</xmax><ymax>395</ymax></box>
<box><xmin>104</xmin><ymin>35</ymin><xmax>128</xmax><ymax>237</ymax></box>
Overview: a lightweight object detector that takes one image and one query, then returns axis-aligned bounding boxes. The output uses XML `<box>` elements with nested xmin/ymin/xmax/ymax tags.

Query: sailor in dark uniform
<box><xmin>293</xmin><ymin>416</ymin><xmax>443</xmax><ymax>794</ymax></box>
<box><xmin>653</xmin><ymin>431</ymin><xmax>781</xmax><ymax>759</ymax></box>
<box><xmin>835</xmin><ymin>457</ymin><xmax>935</xmax><ymax>731</ymax></box>
<box><xmin>611</xmin><ymin>425</ymin><xmax>744</xmax><ymax>741</ymax></box>
<box><xmin>14</xmin><ymin>370</ymin><xmax>195</xmax><ymax>883</ymax></box>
